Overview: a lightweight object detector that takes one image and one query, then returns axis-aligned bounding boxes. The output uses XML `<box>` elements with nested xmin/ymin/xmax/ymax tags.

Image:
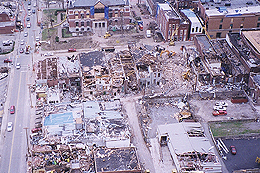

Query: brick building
<box><xmin>198</xmin><ymin>0</ymin><xmax>260</xmax><ymax>39</ymax></box>
<box><xmin>67</xmin><ymin>0</ymin><xmax>131</xmax><ymax>36</ymax></box>
<box><xmin>156</xmin><ymin>3</ymin><xmax>189</xmax><ymax>41</ymax></box>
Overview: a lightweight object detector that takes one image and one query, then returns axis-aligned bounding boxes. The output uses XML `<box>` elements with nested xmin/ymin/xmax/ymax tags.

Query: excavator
<box><xmin>182</xmin><ymin>69</ymin><xmax>191</xmax><ymax>80</ymax></box>
<box><xmin>160</xmin><ymin>50</ymin><xmax>176</xmax><ymax>57</ymax></box>
<box><xmin>104</xmin><ymin>32</ymin><xmax>111</xmax><ymax>39</ymax></box>
<box><xmin>169</xmin><ymin>25</ymin><xmax>179</xmax><ymax>46</ymax></box>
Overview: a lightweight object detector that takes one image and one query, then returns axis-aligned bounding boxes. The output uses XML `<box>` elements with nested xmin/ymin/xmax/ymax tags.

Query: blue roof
<box><xmin>44</xmin><ymin>112</ymin><xmax>74</xmax><ymax>126</ymax></box>
<box><xmin>181</xmin><ymin>9</ymin><xmax>197</xmax><ymax>18</ymax></box>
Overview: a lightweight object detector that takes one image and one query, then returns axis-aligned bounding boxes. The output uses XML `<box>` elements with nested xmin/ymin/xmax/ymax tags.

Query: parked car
<box><xmin>4</xmin><ymin>59</ymin><xmax>12</xmax><ymax>63</ymax></box>
<box><xmin>230</xmin><ymin>146</ymin><xmax>237</xmax><ymax>155</ymax></box>
<box><xmin>36</xmin><ymin>36</ymin><xmax>40</xmax><ymax>41</ymax></box>
<box><xmin>32</xmin><ymin>9</ymin><xmax>36</xmax><ymax>14</ymax></box>
<box><xmin>7</xmin><ymin>122</ymin><xmax>13</xmax><ymax>132</ymax></box>
<box><xmin>31</xmin><ymin>128</ymin><xmax>42</xmax><ymax>133</ymax></box>
<box><xmin>21</xmin><ymin>40</ymin><xmax>25</xmax><ymax>45</ymax></box>
<box><xmin>16</xmin><ymin>63</ymin><xmax>21</xmax><ymax>69</ymax></box>
<box><xmin>27</xmin><ymin>23</ymin><xmax>31</xmax><ymax>28</ymax></box>
<box><xmin>212</xmin><ymin>110</ymin><xmax>227</xmax><ymax>116</ymax></box>
<box><xmin>10</xmin><ymin>105</ymin><xmax>15</xmax><ymax>114</ymax></box>
<box><xmin>24</xmin><ymin>32</ymin><xmax>28</xmax><ymax>37</ymax></box>
<box><xmin>26</xmin><ymin>17</ymin><xmax>30</xmax><ymax>21</ymax></box>
<box><xmin>215</xmin><ymin>101</ymin><xmax>228</xmax><ymax>107</ymax></box>
<box><xmin>213</xmin><ymin>106</ymin><xmax>227</xmax><ymax>111</ymax></box>
<box><xmin>20</xmin><ymin>48</ymin><xmax>24</xmax><ymax>53</ymax></box>
<box><xmin>68</xmin><ymin>48</ymin><xmax>76</xmax><ymax>52</ymax></box>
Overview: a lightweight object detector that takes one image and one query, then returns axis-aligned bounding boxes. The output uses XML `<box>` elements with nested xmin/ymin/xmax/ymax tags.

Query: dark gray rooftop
<box><xmin>79</xmin><ymin>51</ymin><xmax>104</xmax><ymax>68</ymax></box>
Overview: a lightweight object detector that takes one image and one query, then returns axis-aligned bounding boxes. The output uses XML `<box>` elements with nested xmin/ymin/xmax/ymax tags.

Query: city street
<box><xmin>0</xmin><ymin>0</ymin><xmax>35</xmax><ymax>172</ymax></box>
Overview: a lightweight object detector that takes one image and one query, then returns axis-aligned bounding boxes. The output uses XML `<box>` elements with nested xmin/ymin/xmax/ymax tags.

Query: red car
<box><xmin>4</xmin><ymin>59</ymin><xmax>12</xmax><ymax>63</ymax></box>
<box><xmin>68</xmin><ymin>48</ymin><xmax>76</xmax><ymax>52</ymax></box>
<box><xmin>10</xmin><ymin>105</ymin><xmax>15</xmax><ymax>114</ymax></box>
<box><xmin>230</xmin><ymin>146</ymin><xmax>237</xmax><ymax>155</ymax></box>
<box><xmin>212</xmin><ymin>110</ymin><xmax>227</xmax><ymax>116</ymax></box>
<box><xmin>31</xmin><ymin>128</ymin><xmax>42</xmax><ymax>133</ymax></box>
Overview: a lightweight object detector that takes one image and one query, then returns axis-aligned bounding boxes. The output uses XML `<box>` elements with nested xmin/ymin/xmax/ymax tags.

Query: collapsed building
<box><xmin>35</xmin><ymin>56</ymin><xmax>81</xmax><ymax>104</ymax></box>
<box><xmin>157</xmin><ymin>122</ymin><xmax>222</xmax><ymax>172</ymax></box>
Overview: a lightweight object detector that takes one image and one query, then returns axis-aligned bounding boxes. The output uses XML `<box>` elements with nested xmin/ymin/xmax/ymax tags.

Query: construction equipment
<box><xmin>202</xmin><ymin>26</ymin><xmax>211</xmax><ymax>39</ymax></box>
<box><xmin>169</xmin><ymin>25</ymin><xmax>179</xmax><ymax>46</ymax></box>
<box><xmin>104</xmin><ymin>32</ymin><xmax>111</xmax><ymax>39</ymax></box>
<box><xmin>256</xmin><ymin>157</ymin><xmax>260</xmax><ymax>163</ymax></box>
<box><xmin>160</xmin><ymin>50</ymin><xmax>176</xmax><ymax>57</ymax></box>
<box><xmin>182</xmin><ymin>69</ymin><xmax>191</xmax><ymax>80</ymax></box>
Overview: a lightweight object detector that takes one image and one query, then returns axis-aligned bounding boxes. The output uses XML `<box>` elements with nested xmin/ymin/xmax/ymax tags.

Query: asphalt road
<box><xmin>0</xmin><ymin>0</ymin><xmax>35</xmax><ymax>172</ymax></box>
<box><xmin>223</xmin><ymin>138</ymin><xmax>260</xmax><ymax>172</ymax></box>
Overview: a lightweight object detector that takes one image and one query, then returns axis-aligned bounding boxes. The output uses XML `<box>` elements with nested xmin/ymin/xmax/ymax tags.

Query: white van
<box><xmin>146</xmin><ymin>30</ymin><xmax>151</xmax><ymax>38</ymax></box>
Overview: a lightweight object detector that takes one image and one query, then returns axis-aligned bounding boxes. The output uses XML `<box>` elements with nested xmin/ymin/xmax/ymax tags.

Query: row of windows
<box><xmin>75</xmin><ymin>21</ymin><xmax>91</xmax><ymax>27</ymax></box>
<box><xmin>220</xmin><ymin>17</ymin><xmax>260</xmax><ymax>23</ymax></box>
<box><xmin>219</xmin><ymin>23</ymin><xmax>260</xmax><ymax>29</ymax></box>
<box><xmin>191</xmin><ymin>27</ymin><xmax>202</xmax><ymax>33</ymax></box>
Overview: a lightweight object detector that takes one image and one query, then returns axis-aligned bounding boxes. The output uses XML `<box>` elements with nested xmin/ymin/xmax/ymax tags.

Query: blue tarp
<box><xmin>104</xmin><ymin>6</ymin><xmax>109</xmax><ymax>19</ymax></box>
<box><xmin>44</xmin><ymin>112</ymin><xmax>74</xmax><ymax>126</ymax></box>
<box><xmin>90</xmin><ymin>6</ymin><xmax>94</xmax><ymax>15</ymax></box>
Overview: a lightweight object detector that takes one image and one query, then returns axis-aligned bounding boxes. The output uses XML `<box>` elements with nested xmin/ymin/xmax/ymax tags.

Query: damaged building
<box><xmin>35</xmin><ymin>56</ymin><xmax>81</xmax><ymax>104</ymax></box>
<box><xmin>157</xmin><ymin>122</ymin><xmax>222</xmax><ymax>172</ymax></box>
<box><xmin>94</xmin><ymin>147</ymin><xmax>141</xmax><ymax>173</ymax></box>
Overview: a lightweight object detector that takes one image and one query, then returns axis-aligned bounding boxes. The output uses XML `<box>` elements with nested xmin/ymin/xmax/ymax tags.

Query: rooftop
<box><xmin>70</xmin><ymin>0</ymin><xmax>126</xmax><ymax>7</ymax></box>
<box><xmin>202</xmin><ymin>0</ymin><xmax>260</xmax><ymax>16</ymax></box>
<box><xmin>242</xmin><ymin>30</ymin><xmax>260</xmax><ymax>55</ymax></box>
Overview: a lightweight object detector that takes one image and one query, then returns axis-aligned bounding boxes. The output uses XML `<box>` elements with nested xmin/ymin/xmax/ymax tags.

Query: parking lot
<box><xmin>190</xmin><ymin>99</ymin><xmax>255</xmax><ymax>122</ymax></box>
<box><xmin>223</xmin><ymin>138</ymin><xmax>260</xmax><ymax>172</ymax></box>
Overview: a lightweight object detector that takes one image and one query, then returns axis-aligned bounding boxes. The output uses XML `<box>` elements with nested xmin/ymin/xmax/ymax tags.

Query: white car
<box><xmin>213</xmin><ymin>106</ymin><xmax>227</xmax><ymax>111</ymax></box>
<box><xmin>36</xmin><ymin>36</ymin><xmax>40</xmax><ymax>41</ymax></box>
<box><xmin>28</xmin><ymin>11</ymin><xmax>31</xmax><ymax>16</ymax></box>
<box><xmin>215</xmin><ymin>101</ymin><xmax>228</xmax><ymax>107</ymax></box>
<box><xmin>27</xmin><ymin>23</ymin><xmax>31</xmax><ymax>28</ymax></box>
<box><xmin>7</xmin><ymin>122</ymin><xmax>13</xmax><ymax>132</ymax></box>
<box><xmin>24</xmin><ymin>32</ymin><xmax>28</xmax><ymax>37</ymax></box>
<box><xmin>21</xmin><ymin>40</ymin><xmax>25</xmax><ymax>45</ymax></box>
<box><xmin>16</xmin><ymin>63</ymin><xmax>21</xmax><ymax>69</ymax></box>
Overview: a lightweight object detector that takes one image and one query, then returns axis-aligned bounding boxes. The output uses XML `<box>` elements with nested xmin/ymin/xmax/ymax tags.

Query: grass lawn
<box><xmin>42</xmin><ymin>28</ymin><xmax>57</xmax><ymax>40</ymax></box>
<box><xmin>209</xmin><ymin>121</ymin><xmax>260</xmax><ymax>137</ymax></box>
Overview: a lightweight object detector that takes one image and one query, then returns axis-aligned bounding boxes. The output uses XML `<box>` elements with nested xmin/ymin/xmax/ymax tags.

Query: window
<box><xmin>258</xmin><ymin>17</ymin><xmax>260</xmax><ymax>21</ymax></box>
<box><xmin>76</xmin><ymin>28</ymin><xmax>79</xmax><ymax>31</ymax></box>
<box><xmin>81</xmin><ymin>28</ymin><xmax>84</xmax><ymax>31</ymax></box>
<box><xmin>192</xmin><ymin>28</ymin><xmax>194</xmax><ymax>32</ymax></box>
<box><xmin>76</xmin><ymin>22</ymin><xmax>79</xmax><ymax>26</ymax></box>
<box><xmin>216</xmin><ymin>32</ymin><xmax>221</xmax><ymax>38</ymax></box>
<box><xmin>257</xmin><ymin>23</ymin><xmax>260</xmax><ymax>28</ymax></box>
<box><xmin>219</xmin><ymin>24</ymin><xmax>222</xmax><ymax>29</ymax></box>
<box><xmin>109</xmin><ymin>20</ymin><xmax>112</xmax><ymax>25</ymax></box>
<box><xmin>158</xmin><ymin>73</ymin><xmax>160</xmax><ymax>77</ymax></box>
<box><xmin>199</xmin><ymin>28</ymin><xmax>202</xmax><ymax>32</ymax></box>
<box><xmin>87</xmin><ymin>21</ymin><xmax>90</xmax><ymax>26</ymax></box>
<box><xmin>240</xmin><ymin>24</ymin><xmax>243</xmax><ymax>28</ymax></box>
<box><xmin>99</xmin><ymin>23</ymin><xmax>101</xmax><ymax>27</ymax></box>
<box><xmin>154</xmin><ymin>79</ymin><xmax>156</xmax><ymax>84</ymax></box>
<box><xmin>230</xmin><ymin>24</ymin><xmax>233</xmax><ymax>29</ymax></box>
<box><xmin>231</xmin><ymin>18</ymin><xmax>233</xmax><ymax>23</ymax></box>
<box><xmin>102</xmin><ymin>22</ymin><xmax>105</xmax><ymax>27</ymax></box>
<box><xmin>196</xmin><ymin>27</ymin><xmax>198</xmax><ymax>32</ymax></box>
<box><xmin>81</xmin><ymin>22</ymin><xmax>84</xmax><ymax>26</ymax></box>
<box><xmin>95</xmin><ymin>23</ymin><xmax>97</xmax><ymax>28</ymax></box>
<box><xmin>220</xmin><ymin>18</ymin><xmax>223</xmax><ymax>23</ymax></box>
<box><xmin>81</xmin><ymin>14</ymin><xmax>84</xmax><ymax>19</ymax></box>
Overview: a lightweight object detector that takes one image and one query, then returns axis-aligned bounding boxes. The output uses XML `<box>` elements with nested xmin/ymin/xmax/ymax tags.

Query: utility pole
<box><xmin>24</xmin><ymin>127</ymin><xmax>30</xmax><ymax>156</ymax></box>
<box><xmin>120</xmin><ymin>10</ymin><xmax>124</xmax><ymax>37</ymax></box>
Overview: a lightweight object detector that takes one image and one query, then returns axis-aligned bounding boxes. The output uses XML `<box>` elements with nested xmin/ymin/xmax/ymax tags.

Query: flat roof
<box><xmin>242</xmin><ymin>30</ymin><xmax>260</xmax><ymax>55</ymax></box>
<box><xmin>202</xmin><ymin>0</ymin><xmax>260</xmax><ymax>16</ymax></box>
<box><xmin>181</xmin><ymin>9</ymin><xmax>202</xmax><ymax>25</ymax></box>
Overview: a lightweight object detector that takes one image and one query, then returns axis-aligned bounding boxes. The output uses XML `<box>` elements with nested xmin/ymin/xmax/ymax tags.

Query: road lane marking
<box><xmin>8</xmin><ymin>72</ymin><xmax>24</xmax><ymax>173</ymax></box>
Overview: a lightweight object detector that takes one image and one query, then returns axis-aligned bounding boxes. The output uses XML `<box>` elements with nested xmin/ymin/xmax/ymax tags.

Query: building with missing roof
<box><xmin>67</xmin><ymin>0</ymin><xmax>131</xmax><ymax>36</ymax></box>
